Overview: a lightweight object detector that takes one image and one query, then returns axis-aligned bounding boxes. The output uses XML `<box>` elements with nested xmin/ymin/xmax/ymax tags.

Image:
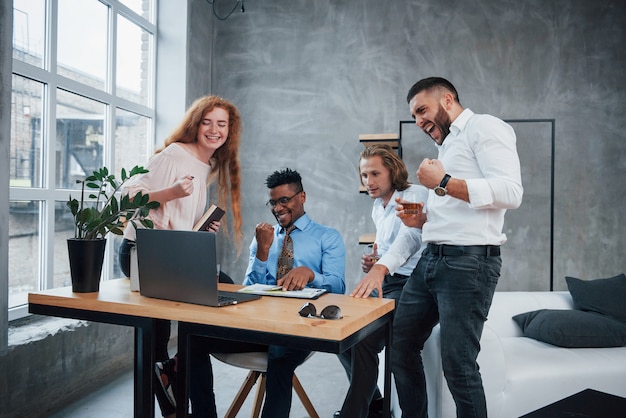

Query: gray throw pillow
<box><xmin>512</xmin><ymin>309</ymin><xmax>626</xmax><ymax>348</ymax></box>
<box><xmin>566</xmin><ymin>273</ymin><xmax>626</xmax><ymax>323</ymax></box>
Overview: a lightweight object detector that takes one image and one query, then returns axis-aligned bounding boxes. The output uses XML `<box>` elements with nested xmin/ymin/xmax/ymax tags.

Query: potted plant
<box><xmin>66</xmin><ymin>165</ymin><xmax>159</xmax><ymax>292</ymax></box>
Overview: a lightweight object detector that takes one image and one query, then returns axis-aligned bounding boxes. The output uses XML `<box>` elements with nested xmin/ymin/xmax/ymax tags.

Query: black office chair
<box><xmin>218</xmin><ymin>271</ymin><xmax>235</xmax><ymax>284</ymax></box>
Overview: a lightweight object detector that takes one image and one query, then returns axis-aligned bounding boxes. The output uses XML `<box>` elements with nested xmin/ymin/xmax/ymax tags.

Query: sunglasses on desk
<box><xmin>298</xmin><ymin>302</ymin><xmax>343</xmax><ymax>320</ymax></box>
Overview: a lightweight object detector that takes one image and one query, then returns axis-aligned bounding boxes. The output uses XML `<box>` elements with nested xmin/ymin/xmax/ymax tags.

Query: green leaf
<box><xmin>109</xmin><ymin>226</ymin><xmax>124</xmax><ymax>235</ymax></box>
<box><xmin>110</xmin><ymin>196</ymin><xmax>119</xmax><ymax>214</ymax></box>
<box><xmin>120</xmin><ymin>194</ymin><xmax>130</xmax><ymax>207</ymax></box>
<box><xmin>141</xmin><ymin>218</ymin><xmax>154</xmax><ymax>228</ymax></box>
<box><xmin>67</xmin><ymin>198</ymin><xmax>79</xmax><ymax>216</ymax></box>
<box><xmin>129</xmin><ymin>165</ymin><xmax>148</xmax><ymax>176</ymax></box>
<box><xmin>132</xmin><ymin>193</ymin><xmax>144</xmax><ymax>206</ymax></box>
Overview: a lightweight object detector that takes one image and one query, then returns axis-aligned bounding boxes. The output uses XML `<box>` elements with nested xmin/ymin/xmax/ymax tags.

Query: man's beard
<box><xmin>433</xmin><ymin>104</ymin><xmax>452</xmax><ymax>143</ymax></box>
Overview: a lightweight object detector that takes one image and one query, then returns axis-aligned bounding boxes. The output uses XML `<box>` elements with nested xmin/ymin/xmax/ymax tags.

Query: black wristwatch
<box><xmin>434</xmin><ymin>174</ymin><xmax>451</xmax><ymax>196</ymax></box>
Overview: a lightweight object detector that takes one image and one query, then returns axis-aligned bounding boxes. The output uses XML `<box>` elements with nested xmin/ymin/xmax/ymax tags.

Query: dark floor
<box><xmin>48</xmin><ymin>351</ymin><xmax>349</xmax><ymax>418</ymax></box>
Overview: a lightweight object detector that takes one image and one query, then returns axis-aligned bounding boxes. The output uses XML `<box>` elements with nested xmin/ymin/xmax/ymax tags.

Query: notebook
<box><xmin>136</xmin><ymin>229</ymin><xmax>260</xmax><ymax>307</ymax></box>
<box><xmin>238</xmin><ymin>283</ymin><xmax>328</xmax><ymax>299</ymax></box>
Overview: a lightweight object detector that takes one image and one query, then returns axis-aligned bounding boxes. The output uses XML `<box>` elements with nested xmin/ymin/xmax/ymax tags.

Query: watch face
<box><xmin>434</xmin><ymin>186</ymin><xmax>446</xmax><ymax>196</ymax></box>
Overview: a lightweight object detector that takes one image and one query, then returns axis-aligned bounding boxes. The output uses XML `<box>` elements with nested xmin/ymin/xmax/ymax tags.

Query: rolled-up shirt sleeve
<box><xmin>465</xmin><ymin>116</ymin><xmax>523</xmax><ymax>210</ymax></box>
<box><xmin>377</xmin><ymin>223</ymin><xmax>424</xmax><ymax>276</ymax></box>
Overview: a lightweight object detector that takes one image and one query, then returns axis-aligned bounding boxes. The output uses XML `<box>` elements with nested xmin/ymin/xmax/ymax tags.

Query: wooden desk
<box><xmin>29</xmin><ymin>279</ymin><xmax>395</xmax><ymax>418</ymax></box>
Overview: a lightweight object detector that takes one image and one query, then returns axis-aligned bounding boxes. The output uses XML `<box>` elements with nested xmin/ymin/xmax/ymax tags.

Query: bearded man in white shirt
<box><xmin>353</xmin><ymin>77</ymin><xmax>523</xmax><ymax>418</ymax></box>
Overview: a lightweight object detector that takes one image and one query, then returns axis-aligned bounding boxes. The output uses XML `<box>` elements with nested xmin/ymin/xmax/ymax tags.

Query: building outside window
<box><xmin>9</xmin><ymin>0</ymin><xmax>156</xmax><ymax>320</ymax></box>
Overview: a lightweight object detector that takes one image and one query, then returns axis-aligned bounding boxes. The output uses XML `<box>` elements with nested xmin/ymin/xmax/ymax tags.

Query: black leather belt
<box><xmin>391</xmin><ymin>273</ymin><xmax>409</xmax><ymax>279</ymax></box>
<box><xmin>428</xmin><ymin>243</ymin><xmax>500</xmax><ymax>257</ymax></box>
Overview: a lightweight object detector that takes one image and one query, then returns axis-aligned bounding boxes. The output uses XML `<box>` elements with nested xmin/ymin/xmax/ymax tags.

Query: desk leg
<box><xmin>176</xmin><ymin>323</ymin><xmax>189</xmax><ymax>418</ymax></box>
<box><xmin>135</xmin><ymin>321</ymin><xmax>155</xmax><ymax>418</ymax></box>
<box><xmin>383</xmin><ymin>318</ymin><xmax>392</xmax><ymax>418</ymax></box>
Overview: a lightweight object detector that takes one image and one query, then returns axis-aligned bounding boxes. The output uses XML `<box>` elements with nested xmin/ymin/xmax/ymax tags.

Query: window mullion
<box><xmin>101</xmin><ymin>4</ymin><xmax>115</xmax><ymax>281</ymax></box>
<box><xmin>45</xmin><ymin>0</ymin><xmax>58</xmax><ymax>291</ymax></box>
<box><xmin>115</xmin><ymin>1</ymin><xmax>156</xmax><ymax>34</ymax></box>
<box><xmin>108</xmin><ymin>3</ymin><xmax>116</xmax><ymax>169</ymax></box>
<box><xmin>108</xmin><ymin>2</ymin><xmax>116</xmax><ymax>98</ymax></box>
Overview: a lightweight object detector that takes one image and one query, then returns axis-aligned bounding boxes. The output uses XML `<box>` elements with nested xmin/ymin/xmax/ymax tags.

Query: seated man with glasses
<box><xmin>189</xmin><ymin>167</ymin><xmax>346</xmax><ymax>418</ymax></box>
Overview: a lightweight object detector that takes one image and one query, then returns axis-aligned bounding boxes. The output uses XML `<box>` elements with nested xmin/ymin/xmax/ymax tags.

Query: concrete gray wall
<box><xmin>2</xmin><ymin>0</ymin><xmax>625</xmax><ymax>415</ymax></box>
<box><xmin>2</xmin><ymin>317</ymin><xmax>134</xmax><ymax>418</ymax></box>
<box><xmin>187</xmin><ymin>0</ymin><xmax>213</xmax><ymax>102</ymax></box>
<box><xmin>155</xmin><ymin>0</ymin><xmax>188</xmax><ymax>148</ymax></box>
<box><xmin>203</xmin><ymin>0</ymin><xmax>626</xmax><ymax>292</ymax></box>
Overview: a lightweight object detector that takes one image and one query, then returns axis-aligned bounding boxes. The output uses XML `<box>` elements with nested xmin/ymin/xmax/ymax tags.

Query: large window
<box><xmin>10</xmin><ymin>0</ymin><xmax>156</xmax><ymax>319</ymax></box>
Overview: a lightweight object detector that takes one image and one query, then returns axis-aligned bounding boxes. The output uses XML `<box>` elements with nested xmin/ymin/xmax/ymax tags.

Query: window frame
<box><xmin>9</xmin><ymin>0</ymin><xmax>157</xmax><ymax>320</ymax></box>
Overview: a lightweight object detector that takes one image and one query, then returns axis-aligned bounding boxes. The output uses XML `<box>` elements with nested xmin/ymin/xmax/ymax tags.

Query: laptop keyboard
<box><xmin>218</xmin><ymin>294</ymin><xmax>237</xmax><ymax>305</ymax></box>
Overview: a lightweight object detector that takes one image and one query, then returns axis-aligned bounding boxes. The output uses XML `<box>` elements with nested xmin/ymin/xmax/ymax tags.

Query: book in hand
<box><xmin>193</xmin><ymin>204</ymin><xmax>225</xmax><ymax>232</ymax></box>
<box><xmin>238</xmin><ymin>283</ymin><xmax>328</xmax><ymax>299</ymax></box>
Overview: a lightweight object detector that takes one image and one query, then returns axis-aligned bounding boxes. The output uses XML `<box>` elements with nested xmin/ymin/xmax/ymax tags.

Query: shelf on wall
<box><xmin>358</xmin><ymin>232</ymin><xmax>376</xmax><ymax>245</ymax></box>
<box><xmin>358</xmin><ymin>133</ymin><xmax>402</xmax><ymax>157</ymax></box>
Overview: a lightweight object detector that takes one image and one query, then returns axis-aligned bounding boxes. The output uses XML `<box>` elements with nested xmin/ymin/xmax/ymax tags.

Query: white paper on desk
<box><xmin>238</xmin><ymin>284</ymin><xmax>327</xmax><ymax>299</ymax></box>
<box><xmin>130</xmin><ymin>246</ymin><xmax>139</xmax><ymax>292</ymax></box>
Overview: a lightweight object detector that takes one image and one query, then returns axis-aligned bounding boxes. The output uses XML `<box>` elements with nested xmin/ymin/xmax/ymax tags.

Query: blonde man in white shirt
<box><xmin>335</xmin><ymin>144</ymin><xmax>428</xmax><ymax>418</ymax></box>
<box><xmin>354</xmin><ymin>78</ymin><xmax>523</xmax><ymax>418</ymax></box>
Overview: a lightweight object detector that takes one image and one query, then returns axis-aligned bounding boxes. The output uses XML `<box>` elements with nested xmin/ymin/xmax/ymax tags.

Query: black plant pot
<box><xmin>67</xmin><ymin>238</ymin><xmax>106</xmax><ymax>293</ymax></box>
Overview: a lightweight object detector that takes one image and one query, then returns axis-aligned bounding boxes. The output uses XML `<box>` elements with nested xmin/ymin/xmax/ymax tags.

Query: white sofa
<box><xmin>382</xmin><ymin>291</ymin><xmax>626</xmax><ymax>417</ymax></box>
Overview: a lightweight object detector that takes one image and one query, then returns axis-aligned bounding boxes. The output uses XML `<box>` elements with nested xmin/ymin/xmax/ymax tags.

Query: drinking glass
<box><xmin>362</xmin><ymin>244</ymin><xmax>379</xmax><ymax>263</ymax></box>
<box><xmin>402</xmin><ymin>189</ymin><xmax>424</xmax><ymax>214</ymax></box>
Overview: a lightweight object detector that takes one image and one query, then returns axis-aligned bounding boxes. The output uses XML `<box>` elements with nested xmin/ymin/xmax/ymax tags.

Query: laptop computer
<box><xmin>136</xmin><ymin>229</ymin><xmax>260</xmax><ymax>307</ymax></box>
